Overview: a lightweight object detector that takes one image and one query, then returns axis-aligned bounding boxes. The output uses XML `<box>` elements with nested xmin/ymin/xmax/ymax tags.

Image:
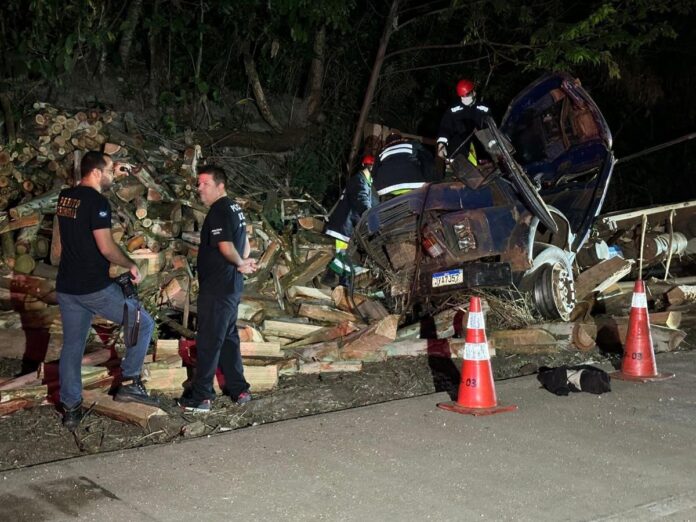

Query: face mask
<box><xmin>462</xmin><ymin>95</ymin><xmax>474</xmax><ymax>106</ymax></box>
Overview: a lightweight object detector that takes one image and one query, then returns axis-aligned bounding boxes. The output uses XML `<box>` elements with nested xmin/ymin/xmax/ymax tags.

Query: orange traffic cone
<box><xmin>437</xmin><ymin>297</ymin><xmax>517</xmax><ymax>416</ymax></box>
<box><xmin>612</xmin><ymin>280</ymin><xmax>674</xmax><ymax>382</ymax></box>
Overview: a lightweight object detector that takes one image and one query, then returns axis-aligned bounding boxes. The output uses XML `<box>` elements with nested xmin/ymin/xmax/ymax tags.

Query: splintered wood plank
<box><xmin>297</xmin><ymin>303</ymin><xmax>359</xmax><ymax>324</ymax></box>
<box><xmin>279</xmin><ymin>251</ymin><xmax>332</xmax><ymax>289</ymax></box>
<box><xmin>263</xmin><ymin>320</ymin><xmax>324</xmax><ymax>340</ymax></box>
<box><xmin>286</xmin><ymin>285</ymin><xmax>332</xmax><ymax>303</ymax></box>
<box><xmin>245</xmin><ymin>365</ymin><xmax>279</xmax><ymax>392</ymax></box>
<box><xmin>155</xmin><ymin>339</ymin><xmax>180</xmax><ymax>361</ymax></box>
<box><xmin>574</xmin><ymin>257</ymin><xmax>633</xmax><ymax>301</ymax></box>
<box><xmin>0</xmin><ymin>399</ymin><xmax>35</xmax><ymax>416</ymax></box>
<box><xmin>331</xmin><ymin>285</ymin><xmax>367</xmax><ymax>312</ymax></box>
<box><xmin>339</xmin><ymin>315</ymin><xmax>399</xmax><ymax>361</ymax></box>
<box><xmin>283</xmin><ymin>341</ymin><xmax>340</xmax><ymax>362</ymax></box>
<box><xmin>240</xmin><ymin>342</ymin><xmax>283</xmax><ymax>358</ymax></box>
<box><xmin>82</xmin><ymin>389</ymin><xmax>167</xmax><ymax>428</ymax></box>
<box><xmin>284</xmin><ymin>321</ymin><xmax>359</xmax><ymax>348</ymax></box>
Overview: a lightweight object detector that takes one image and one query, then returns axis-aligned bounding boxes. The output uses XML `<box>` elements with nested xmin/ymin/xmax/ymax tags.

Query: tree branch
<box><xmin>242</xmin><ymin>43</ymin><xmax>283</xmax><ymax>133</ymax></box>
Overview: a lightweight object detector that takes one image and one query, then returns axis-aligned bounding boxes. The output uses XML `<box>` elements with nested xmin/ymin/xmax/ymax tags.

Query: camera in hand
<box><xmin>115</xmin><ymin>272</ymin><xmax>138</xmax><ymax>299</ymax></box>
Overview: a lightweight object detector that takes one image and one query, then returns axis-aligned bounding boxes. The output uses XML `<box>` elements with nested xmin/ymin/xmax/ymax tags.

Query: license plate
<box><xmin>432</xmin><ymin>269</ymin><xmax>463</xmax><ymax>288</ymax></box>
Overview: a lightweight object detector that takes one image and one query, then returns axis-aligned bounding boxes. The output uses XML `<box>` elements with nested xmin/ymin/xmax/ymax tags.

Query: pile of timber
<box><xmin>1</xmin><ymin>103</ymin><xmax>694</xmax><ymax>426</ymax></box>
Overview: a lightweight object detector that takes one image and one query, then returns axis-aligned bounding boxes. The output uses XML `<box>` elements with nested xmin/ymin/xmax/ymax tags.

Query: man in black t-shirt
<box><xmin>55</xmin><ymin>151</ymin><xmax>158</xmax><ymax>431</ymax></box>
<box><xmin>178</xmin><ymin>165</ymin><xmax>257</xmax><ymax>413</ymax></box>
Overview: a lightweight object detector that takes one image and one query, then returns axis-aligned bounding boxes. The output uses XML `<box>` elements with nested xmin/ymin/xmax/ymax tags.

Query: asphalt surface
<box><xmin>2</xmin><ymin>352</ymin><xmax>696</xmax><ymax>522</ymax></box>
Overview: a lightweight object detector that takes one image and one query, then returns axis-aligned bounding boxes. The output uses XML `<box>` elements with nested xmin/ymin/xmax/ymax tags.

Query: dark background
<box><xmin>1</xmin><ymin>0</ymin><xmax>695</xmax><ymax>210</ymax></box>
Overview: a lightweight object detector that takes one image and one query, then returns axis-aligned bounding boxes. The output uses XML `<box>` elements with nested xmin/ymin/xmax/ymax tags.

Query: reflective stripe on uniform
<box><xmin>335</xmin><ymin>239</ymin><xmax>349</xmax><ymax>251</ymax></box>
<box><xmin>377</xmin><ymin>182</ymin><xmax>426</xmax><ymax>196</ymax></box>
<box><xmin>379</xmin><ymin>144</ymin><xmax>413</xmax><ymax>161</ymax></box>
<box><xmin>325</xmin><ymin>229</ymin><xmax>351</xmax><ymax>243</ymax></box>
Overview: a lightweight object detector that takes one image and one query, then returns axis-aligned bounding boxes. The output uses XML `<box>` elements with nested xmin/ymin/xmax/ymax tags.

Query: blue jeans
<box><xmin>57</xmin><ymin>283</ymin><xmax>155</xmax><ymax>408</ymax></box>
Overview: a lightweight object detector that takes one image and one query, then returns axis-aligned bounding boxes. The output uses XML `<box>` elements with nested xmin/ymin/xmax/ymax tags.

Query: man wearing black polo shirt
<box><xmin>178</xmin><ymin>165</ymin><xmax>257</xmax><ymax>413</ymax></box>
<box><xmin>55</xmin><ymin>151</ymin><xmax>158</xmax><ymax>432</ymax></box>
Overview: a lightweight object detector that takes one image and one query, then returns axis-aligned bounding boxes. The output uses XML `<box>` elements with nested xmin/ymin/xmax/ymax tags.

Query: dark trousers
<box><xmin>191</xmin><ymin>291</ymin><xmax>249</xmax><ymax>400</ymax></box>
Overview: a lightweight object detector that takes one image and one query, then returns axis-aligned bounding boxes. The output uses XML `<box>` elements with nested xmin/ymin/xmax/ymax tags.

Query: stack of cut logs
<box><xmin>0</xmin><ymin>103</ymin><xmax>694</xmax><ymax>425</ymax></box>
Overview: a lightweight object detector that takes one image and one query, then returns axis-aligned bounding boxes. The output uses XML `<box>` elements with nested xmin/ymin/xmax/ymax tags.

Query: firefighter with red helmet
<box><xmin>322</xmin><ymin>155</ymin><xmax>377</xmax><ymax>285</ymax></box>
<box><xmin>437</xmin><ymin>78</ymin><xmax>490</xmax><ymax>166</ymax></box>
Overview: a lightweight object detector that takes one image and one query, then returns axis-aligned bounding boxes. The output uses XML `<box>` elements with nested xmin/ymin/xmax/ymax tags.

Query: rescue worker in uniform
<box><xmin>371</xmin><ymin>132</ymin><xmax>436</xmax><ymax>200</ymax></box>
<box><xmin>322</xmin><ymin>155</ymin><xmax>377</xmax><ymax>285</ymax></box>
<box><xmin>437</xmin><ymin>79</ymin><xmax>490</xmax><ymax>169</ymax></box>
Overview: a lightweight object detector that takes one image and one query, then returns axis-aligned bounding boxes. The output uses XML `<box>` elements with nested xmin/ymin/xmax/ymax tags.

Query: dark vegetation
<box><xmin>1</xmin><ymin>0</ymin><xmax>695</xmax><ymax>208</ymax></box>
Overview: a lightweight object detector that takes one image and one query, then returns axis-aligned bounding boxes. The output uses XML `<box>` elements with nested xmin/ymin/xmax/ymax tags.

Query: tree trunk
<box><xmin>242</xmin><ymin>43</ymin><xmax>283</xmax><ymax>133</ymax></box>
<box><xmin>147</xmin><ymin>0</ymin><xmax>167</xmax><ymax>105</ymax></box>
<box><xmin>306</xmin><ymin>26</ymin><xmax>326</xmax><ymax>122</ymax></box>
<box><xmin>119</xmin><ymin>0</ymin><xmax>144</xmax><ymax>67</ymax></box>
<box><xmin>346</xmin><ymin>0</ymin><xmax>401</xmax><ymax>172</ymax></box>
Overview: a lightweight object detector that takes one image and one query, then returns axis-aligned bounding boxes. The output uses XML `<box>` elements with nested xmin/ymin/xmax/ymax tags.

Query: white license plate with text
<box><xmin>432</xmin><ymin>269</ymin><xmax>464</xmax><ymax>288</ymax></box>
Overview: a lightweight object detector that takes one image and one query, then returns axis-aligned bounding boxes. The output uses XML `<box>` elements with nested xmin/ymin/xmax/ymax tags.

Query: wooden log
<box><xmin>574</xmin><ymin>257</ymin><xmax>633</xmax><ymax>301</ymax></box>
<box><xmin>279</xmin><ymin>251</ymin><xmax>332</xmax><ymax>289</ymax></box>
<box><xmin>339</xmin><ymin>315</ymin><xmax>399</xmax><ymax>361</ymax></box>
<box><xmin>297</xmin><ymin>216</ymin><xmax>326</xmax><ymax>232</ymax></box>
<box><xmin>239</xmin><ymin>325</ymin><xmax>265</xmax><ymax>342</ymax></box>
<box><xmin>0</xmin><ymin>398</ymin><xmax>34</xmax><ymax>416</ymax></box>
<box><xmin>284</xmin><ymin>320</ymin><xmax>359</xmax><ymax>348</ymax></box>
<box><xmin>666</xmin><ymin>285</ymin><xmax>696</xmax><ymax>306</ymax></box>
<box><xmin>9</xmin><ymin>189</ymin><xmax>61</xmax><ymax>219</ymax></box>
<box><xmin>298</xmin><ymin>361</ymin><xmax>362</xmax><ymax>374</ymax></box>
<box><xmin>143</xmin><ymin>367</ymin><xmax>187</xmax><ymax>393</ymax></box>
<box><xmin>262</xmin><ymin>319</ymin><xmax>324</xmax><ymax>340</ymax></box>
<box><xmin>297</xmin><ymin>303</ymin><xmax>359</xmax><ymax>324</ymax></box>
<box><xmin>0</xmin><ymin>212</ymin><xmax>41</xmax><ymax>235</ymax></box>
<box><xmin>115</xmin><ymin>177</ymin><xmax>147</xmax><ymax>203</ymax></box>
<box><xmin>238</xmin><ymin>300</ymin><xmax>265</xmax><ymax>324</ymax></box>
<box><xmin>155</xmin><ymin>339</ymin><xmax>180</xmax><ymax>361</ymax></box>
<box><xmin>489</xmin><ymin>328</ymin><xmax>558</xmax><ymax>352</ymax></box>
<box><xmin>244</xmin><ymin>364</ymin><xmax>279</xmax><ymax>392</ymax></box>
<box><xmin>283</xmin><ymin>341</ymin><xmax>340</xmax><ymax>362</ymax></box>
<box><xmin>286</xmin><ymin>285</ymin><xmax>332</xmax><ymax>303</ymax></box>
<box><xmin>331</xmin><ymin>285</ymin><xmax>367</xmax><ymax>312</ymax></box>
<box><xmin>382</xmin><ymin>338</ymin><xmax>457</xmax><ymax>358</ymax></box>
<box><xmin>648</xmin><ymin>311</ymin><xmax>682</xmax><ymax>329</ymax></box>
<box><xmin>356</xmin><ymin>298</ymin><xmax>389</xmax><ymax>322</ymax></box>
<box><xmin>82</xmin><ymin>389</ymin><xmax>167</xmax><ymax>428</ymax></box>
<box><xmin>240</xmin><ymin>342</ymin><xmax>283</xmax><ymax>358</ymax></box>
<box><xmin>594</xmin><ymin>316</ymin><xmax>687</xmax><ymax>353</ymax></box>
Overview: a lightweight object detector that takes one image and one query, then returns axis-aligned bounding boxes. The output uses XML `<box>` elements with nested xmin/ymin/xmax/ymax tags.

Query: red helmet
<box><xmin>456</xmin><ymin>79</ymin><xmax>475</xmax><ymax>97</ymax></box>
<box><xmin>361</xmin><ymin>154</ymin><xmax>375</xmax><ymax>167</ymax></box>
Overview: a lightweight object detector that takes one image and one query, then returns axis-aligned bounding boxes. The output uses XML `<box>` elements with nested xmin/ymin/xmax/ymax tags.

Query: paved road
<box><xmin>2</xmin><ymin>352</ymin><xmax>696</xmax><ymax>521</ymax></box>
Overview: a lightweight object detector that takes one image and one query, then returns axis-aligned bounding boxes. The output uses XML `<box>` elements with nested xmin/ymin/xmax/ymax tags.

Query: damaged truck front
<box><xmin>349</xmin><ymin>73</ymin><xmax>615</xmax><ymax>321</ymax></box>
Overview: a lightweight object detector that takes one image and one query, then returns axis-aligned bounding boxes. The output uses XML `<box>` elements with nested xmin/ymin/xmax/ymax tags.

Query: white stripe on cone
<box><xmin>631</xmin><ymin>292</ymin><xmax>648</xmax><ymax>309</ymax></box>
<box><xmin>467</xmin><ymin>311</ymin><xmax>485</xmax><ymax>330</ymax></box>
<box><xmin>464</xmin><ymin>342</ymin><xmax>490</xmax><ymax>361</ymax></box>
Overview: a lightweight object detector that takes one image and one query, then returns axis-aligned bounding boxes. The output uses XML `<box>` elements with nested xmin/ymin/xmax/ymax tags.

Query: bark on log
<box><xmin>262</xmin><ymin>319</ymin><xmax>324</xmax><ymax>340</ymax></box>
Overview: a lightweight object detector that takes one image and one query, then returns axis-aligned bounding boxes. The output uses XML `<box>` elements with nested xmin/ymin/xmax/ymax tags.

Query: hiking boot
<box><xmin>177</xmin><ymin>396</ymin><xmax>212</xmax><ymax>413</ymax></box>
<box><xmin>235</xmin><ymin>391</ymin><xmax>252</xmax><ymax>406</ymax></box>
<box><xmin>62</xmin><ymin>401</ymin><xmax>84</xmax><ymax>432</ymax></box>
<box><xmin>114</xmin><ymin>376</ymin><xmax>160</xmax><ymax>407</ymax></box>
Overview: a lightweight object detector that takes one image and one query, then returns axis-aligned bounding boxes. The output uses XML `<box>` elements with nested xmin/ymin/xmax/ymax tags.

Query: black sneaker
<box><xmin>62</xmin><ymin>401</ymin><xmax>84</xmax><ymax>432</ymax></box>
<box><xmin>235</xmin><ymin>391</ymin><xmax>252</xmax><ymax>406</ymax></box>
<box><xmin>177</xmin><ymin>396</ymin><xmax>212</xmax><ymax>413</ymax></box>
<box><xmin>114</xmin><ymin>376</ymin><xmax>160</xmax><ymax>407</ymax></box>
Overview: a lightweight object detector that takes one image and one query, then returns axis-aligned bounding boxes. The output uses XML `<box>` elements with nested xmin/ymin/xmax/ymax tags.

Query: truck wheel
<box><xmin>531</xmin><ymin>262</ymin><xmax>576</xmax><ymax>321</ymax></box>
